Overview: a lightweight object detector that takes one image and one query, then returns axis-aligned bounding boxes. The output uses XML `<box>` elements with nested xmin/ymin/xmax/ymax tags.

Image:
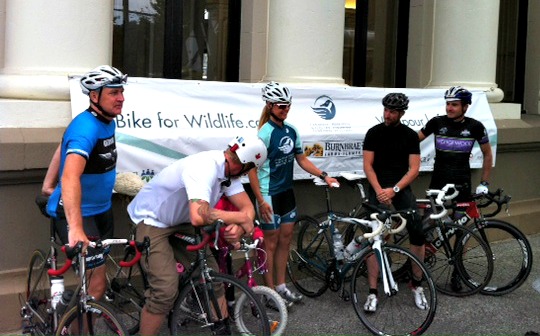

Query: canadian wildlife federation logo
<box><xmin>311</xmin><ymin>95</ymin><xmax>336</xmax><ymax>120</ymax></box>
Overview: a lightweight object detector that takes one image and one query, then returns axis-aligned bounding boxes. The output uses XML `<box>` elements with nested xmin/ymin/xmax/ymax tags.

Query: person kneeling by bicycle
<box><xmin>127</xmin><ymin>135</ymin><xmax>267</xmax><ymax>336</ymax></box>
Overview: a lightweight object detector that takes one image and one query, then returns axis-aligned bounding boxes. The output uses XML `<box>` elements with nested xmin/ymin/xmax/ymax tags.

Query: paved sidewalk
<box><xmin>7</xmin><ymin>233</ymin><xmax>540</xmax><ymax>335</ymax></box>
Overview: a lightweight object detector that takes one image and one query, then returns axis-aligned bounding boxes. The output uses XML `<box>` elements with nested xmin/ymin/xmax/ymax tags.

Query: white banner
<box><xmin>69</xmin><ymin>78</ymin><xmax>497</xmax><ymax>181</ymax></box>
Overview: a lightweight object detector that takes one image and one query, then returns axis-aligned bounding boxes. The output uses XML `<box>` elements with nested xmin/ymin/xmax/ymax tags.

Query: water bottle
<box><xmin>50</xmin><ymin>277</ymin><xmax>65</xmax><ymax>309</ymax></box>
<box><xmin>344</xmin><ymin>236</ymin><xmax>365</xmax><ymax>260</ymax></box>
<box><xmin>56</xmin><ymin>289</ymin><xmax>74</xmax><ymax>316</ymax></box>
<box><xmin>333</xmin><ymin>229</ymin><xmax>344</xmax><ymax>260</ymax></box>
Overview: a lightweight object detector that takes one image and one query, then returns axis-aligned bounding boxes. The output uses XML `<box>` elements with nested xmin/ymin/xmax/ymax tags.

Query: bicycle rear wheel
<box><xmin>104</xmin><ymin>244</ymin><xmax>146</xmax><ymax>334</ymax></box>
<box><xmin>424</xmin><ymin>223</ymin><xmax>493</xmax><ymax>296</ymax></box>
<box><xmin>56</xmin><ymin>300</ymin><xmax>129</xmax><ymax>335</ymax></box>
<box><xmin>286</xmin><ymin>215</ymin><xmax>329</xmax><ymax>297</ymax></box>
<box><xmin>351</xmin><ymin>244</ymin><xmax>437</xmax><ymax>335</ymax></box>
<box><xmin>170</xmin><ymin>272</ymin><xmax>270</xmax><ymax>336</ymax></box>
<box><xmin>24</xmin><ymin>249</ymin><xmax>51</xmax><ymax>335</ymax></box>
<box><xmin>472</xmin><ymin>219</ymin><xmax>533</xmax><ymax>295</ymax></box>
<box><xmin>237</xmin><ymin>285</ymin><xmax>288</xmax><ymax>336</ymax></box>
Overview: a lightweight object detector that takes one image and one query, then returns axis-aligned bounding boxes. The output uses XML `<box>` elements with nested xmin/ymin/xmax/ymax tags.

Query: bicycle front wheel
<box><xmin>286</xmin><ymin>215</ymin><xmax>330</xmax><ymax>297</ymax></box>
<box><xmin>351</xmin><ymin>245</ymin><xmax>437</xmax><ymax>336</ymax></box>
<box><xmin>104</xmin><ymin>245</ymin><xmax>146</xmax><ymax>334</ymax></box>
<box><xmin>424</xmin><ymin>223</ymin><xmax>493</xmax><ymax>296</ymax></box>
<box><xmin>24</xmin><ymin>249</ymin><xmax>51</xmax><ymax>335</ymax></box>
<box><xmin>237</xmin><ymin>285</ymin><xmax>288</xmax><ymax>336</ymax></box>
<box><xmin>472</xmin><ymin>219</ymin><xmax>533</xmax><ymax>295</ymax></box>
<box><xmin>170</xmin><ymin>272</ymin><xmax>270</xmax><ymax>336</ymax></box>
<box><xmin>56</xmin><ymin>300</ymin><xmax>129</xmax><ymax>335</ymax></box>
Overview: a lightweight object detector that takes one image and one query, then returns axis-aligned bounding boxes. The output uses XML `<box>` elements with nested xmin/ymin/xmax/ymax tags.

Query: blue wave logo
<box><xmin>311</xmin><ymin>95</ymin><xmax>336</xmax><ymax>120</ymax></box>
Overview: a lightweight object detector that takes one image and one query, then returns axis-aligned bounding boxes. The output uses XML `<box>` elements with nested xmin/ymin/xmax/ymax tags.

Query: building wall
<box><xmin>1</xmin><ymin>1</ymin><xmax>540</xmax><ymax>332</ymax></box>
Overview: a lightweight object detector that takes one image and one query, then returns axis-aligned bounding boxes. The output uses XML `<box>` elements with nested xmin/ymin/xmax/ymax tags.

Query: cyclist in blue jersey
<box><xmin>248</xmin><ymin>82</ymin><xmax>338</xmax><ymax>305</ymax></box>
<box><xmin>45</xmin><ymin>65</ymin><xmax>127</xmax><ymax>300</ymax></box>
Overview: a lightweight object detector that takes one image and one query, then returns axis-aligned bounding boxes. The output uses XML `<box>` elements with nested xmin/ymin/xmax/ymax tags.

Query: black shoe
<box><xmin>212</xmin><ymin>318</ymin><xmax>231</xmax><ymax>335</ymax></box>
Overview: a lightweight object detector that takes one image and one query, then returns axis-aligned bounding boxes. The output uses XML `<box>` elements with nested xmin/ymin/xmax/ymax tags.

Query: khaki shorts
<box><xmin>136</xmin><ymin>222</ymin><xmax>221</xmax><ymax>315</ymax></box>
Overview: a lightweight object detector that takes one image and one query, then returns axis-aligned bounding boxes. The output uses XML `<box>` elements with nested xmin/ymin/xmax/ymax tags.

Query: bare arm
<box><xmin>189</xmin><ymin>194</ymin><xmax>254</xmax><ymax>234</ymax></box>
<box><xmin>395</xmin><ymin>154</ymin><xmax>420</xmax><ymax>190</ymax></box>
<box><xmin>295</xmin><ymin>154</ymin><xmax>339</xmax><ymax>186</ymax></box>
<box><xmin>363</xmin><ymin>150</ymin><xmax>384</xmax><ymax>196</ymax></box>
<box><xmin>61</xmin><ymin>154</ymin><xmax>88</xmax><ymax>247</ymax></box>
<box><xmin>248</xmin><ymin>168</ymin><xmax>273</xmax><ymax>223</ymax></box>
<box><xmin>42</xmin><ymin>144</ymin><xmax>61</xmax><ymax>196</ymax></box>
<box><xmin>479</xmin><ymin>142</ymin><xmax>493</xmax><ymax>183</ymax></box>
<box><xmin>418</xmin><ymin>130</ymin><xmax>427</xmax><ymax>142</ymax></box>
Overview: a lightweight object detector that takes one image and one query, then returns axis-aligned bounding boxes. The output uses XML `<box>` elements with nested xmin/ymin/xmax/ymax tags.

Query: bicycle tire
<box><xmin>471</xmin><ymin>219</ymin><xmax>533</xmax><ymax>295</ymax></box>
<box><xmin>24</xmin><ymin>249</ymin><xmax>51</xmax><ymax>335</ymax></box>
<box><xmin>423</xmin><ymin>223</ymin><xmax>493</xmax><ymax>296</ymax></box>
<box><xmin>351</xmin><ymin>244</ymin><xmax>437</xmax><ymax>336</ymax></box>
<box><xmin>104</xmin><ymin>245</ymin><xmax>146</xmax><ymax>334</ymax></box>
<box><xmin>286</xmin><ymin>215</ymin><xmax>329</xmax><ymax>297</ymax></box>
<box><xmin>237</xmin><ymin>285</ymin><xmax>288</xmax><ymax>336</ymax></box>
<box><xmin>170</xmin><ymin>272</ymin><xmax>271</xmax><ymax>336</ymax></box>
<box><xmin>55</xmin><ymin>300</ymin><xmax>129</xmax><ymax>335</ymax></box>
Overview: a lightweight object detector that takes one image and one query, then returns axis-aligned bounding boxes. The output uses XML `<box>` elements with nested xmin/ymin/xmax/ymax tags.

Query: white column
<box><xmin>264</xmin><ymin>0</ymin><xmax>345</xmax><ymax>85</ymax></box>
<box><xmin>427</xmin><ymin>0</ymin><xmax>504</xmax><ymax>102</ymax></box>
<box><xmin>0</xmin><ymin>0</ymin><xmax>113</xmax><ymax>100</ymax></box>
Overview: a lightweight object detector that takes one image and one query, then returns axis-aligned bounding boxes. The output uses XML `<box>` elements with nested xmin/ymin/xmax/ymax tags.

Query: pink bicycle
<box><xmin>216</xmin><ymin>227</ymin><xmax>289</xmax><ymax>336</ymax></box>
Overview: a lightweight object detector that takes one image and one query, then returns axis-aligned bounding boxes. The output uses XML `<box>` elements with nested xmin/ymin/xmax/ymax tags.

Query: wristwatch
<box><xmin>319</xmin><ymin>171</ymin><xmax>328</xmax><ymax>180</ymax></box>
<box><xmin>393</xmin><ymin>185</ymin><xmax>400</xmax><ymax>193</ymax></box>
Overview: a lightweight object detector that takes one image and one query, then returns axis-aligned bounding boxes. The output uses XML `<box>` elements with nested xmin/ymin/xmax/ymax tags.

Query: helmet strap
<box><xmin>269</xmin><ymin>110</ymin><xmax>285</xmax><ymax>123</ymax></box>
<box><xmin>221</xmin><ymin>158</ymin><xmax>231</xmax><ymax>187</ymax></box>
<box><xmin>91</xmin><ymin>89</ymin><xmax>117</xmax><ymax>119</ymax></box>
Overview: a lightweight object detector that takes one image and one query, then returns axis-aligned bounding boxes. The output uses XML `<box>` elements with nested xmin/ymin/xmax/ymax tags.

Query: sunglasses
<box><xmin>274</xmin><ymin>103</ymin><xmax>291</xmax><ymax>110</ymax></box>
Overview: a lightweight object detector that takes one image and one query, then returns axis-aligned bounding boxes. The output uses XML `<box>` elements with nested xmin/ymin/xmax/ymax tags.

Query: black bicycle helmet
<box><xmin>444</xmin><ymin>86</ymin><xmax>472</xmax><ymax>105</ymax></box>
<box><xmin>382</xmin><ymin>93</ymin><xmax>409</xmax><ymax>111</ymax></box>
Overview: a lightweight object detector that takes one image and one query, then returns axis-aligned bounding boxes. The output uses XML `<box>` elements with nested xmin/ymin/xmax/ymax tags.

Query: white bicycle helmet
<box><xmin>80</xmin><ymin>65</ymin><xmax>128</xmax><ymax>95</ymax></box>
<box><xmin>444</xmin><ymin>86</ymin><xmax>472</xmax><ymax>105</ymax></box>
<box><xmin>228</xmin><ymin>135</ymin><xmax>267</xmax><ymax>168</ymax></box>
<box><xmin>261</xmin><ymin>81</ymin><xmax>292</xmax><ymax>104</ymax></box>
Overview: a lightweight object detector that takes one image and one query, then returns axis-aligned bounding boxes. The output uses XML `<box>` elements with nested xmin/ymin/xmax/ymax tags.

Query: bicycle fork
<box><xmin>372</xmin><ymin>240</ymin><xmax>397</xmax><ymax>296</ymax></box>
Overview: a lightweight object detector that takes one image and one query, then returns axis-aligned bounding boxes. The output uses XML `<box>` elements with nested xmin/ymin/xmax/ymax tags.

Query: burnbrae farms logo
<box><xmin>311</xmin><ymin>95</ymin><xmax>336</xmax><ymax>120</ymax></box>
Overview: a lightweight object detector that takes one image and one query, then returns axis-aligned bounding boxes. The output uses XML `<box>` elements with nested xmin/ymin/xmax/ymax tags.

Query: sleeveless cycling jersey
<box><xmin>257</xmin><ymin>120</ymin><xmax>303</xmax><ymax>196</ymax></box>
<box><xmin>47</xmin><ymin>109</ymin><xmax>117</xmax><ymax>217</ymax></box>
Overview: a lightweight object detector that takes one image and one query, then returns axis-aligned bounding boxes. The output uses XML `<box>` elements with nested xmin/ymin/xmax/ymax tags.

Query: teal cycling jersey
<box><xmin>257</xmin><ymin>120</ymin><xmax>303</xmax><ymax>196</ymax></box>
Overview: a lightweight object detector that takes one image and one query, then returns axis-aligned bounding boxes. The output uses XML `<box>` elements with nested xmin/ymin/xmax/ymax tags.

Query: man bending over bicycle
<box><xmin>363</xmin><ymin>93</ymin><xmax>428</xmax><ymax>312</ymax></box>
<box><xmin>127</xmin><ymin>135</ymin><xmax>267</xmax><ymax>336</ymax></box>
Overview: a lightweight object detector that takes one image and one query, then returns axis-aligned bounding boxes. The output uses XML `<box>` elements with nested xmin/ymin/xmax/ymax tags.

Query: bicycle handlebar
<box><xmin>425</xmin><ymin>184</ymin><xmax>460</xmax><ymax>219</ymax></box>
<box><xmin>472</xmin><ymin>188</ymin><xmax>512</xmax><ymax>217</ymax></box>
<box><xmin>363</xmin><ymin>210</ymin><xmax>409</xmax><ymax>239</ymax></box>
<box><xmin>47</xmin><ymin>237</ymin><xmax>149</xmax><ymax>277</ymax></box>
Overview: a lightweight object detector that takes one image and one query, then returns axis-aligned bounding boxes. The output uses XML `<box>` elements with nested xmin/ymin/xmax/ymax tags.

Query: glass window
<box><xmin>343</xmin><ymin>0</ymin><xmax>407</xmax><ymax>88</ymax></box>
<box><xmin>113</xmin><ymin>0</ymin><xmax>239</xmax><ymax>81</ymax></box>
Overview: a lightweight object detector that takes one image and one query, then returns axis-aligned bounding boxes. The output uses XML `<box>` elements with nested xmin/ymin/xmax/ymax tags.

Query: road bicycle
<box><xmin>104</xmin><ymin>224</ymin><xmax>149</xmax><ymax>334</ymax></box>
<box><xmin>22</xmin><ymin>195</ymin><xmax>148</xmax><ymax>335</ymax></box>
<box><xmin>216</xmin><ymin>227</ymin><xmax>288</xmax><ymax>335</ymax></box>
<box><xmin>393</xmin><ymin>184</ymin><xmax>495</xmax><ymax>296</ymax></box>
<box><xmin>21</xmin><ymin>235</ymin><xmax>143</xmax><ymax>335</ymax></box>
<box><xmin>169</xmin><ymin>220</ymin><xmax>271</xmax><ymax>335</ymax></box>
<box><xmin>105</xmin><ymin>221</ymin><xmax>272</xmax><ymax>335</ymax></box>
<box><xmin>287</xmin><ymin>173</ymin><xmax>437</xmax><ymax>336</ymax></box>
<box><xmin>396</xmin><ymin>185</ymin><xmax>532</xmax><ymax>296</ymax></box>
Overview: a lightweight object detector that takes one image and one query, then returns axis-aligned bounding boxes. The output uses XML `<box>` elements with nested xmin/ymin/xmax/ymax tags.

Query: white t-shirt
<box><xmin>127</xmin><ymin>150</ymin><xmax>245</xmax><ymax>228</ymax></box>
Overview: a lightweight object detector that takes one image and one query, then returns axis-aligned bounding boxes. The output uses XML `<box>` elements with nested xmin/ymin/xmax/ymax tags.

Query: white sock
<box><xmin>276</xmin><ymin>284</ymin><xmax>287</xmax><ymax>293</ymax></box>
